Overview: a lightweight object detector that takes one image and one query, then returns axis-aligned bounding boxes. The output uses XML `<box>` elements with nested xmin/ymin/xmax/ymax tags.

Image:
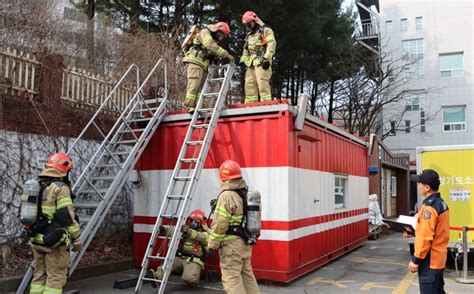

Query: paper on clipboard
<box><xmin>383</xmin><ymin>215</ymin><xmax>417</xmax><ymax>235</ymax></box>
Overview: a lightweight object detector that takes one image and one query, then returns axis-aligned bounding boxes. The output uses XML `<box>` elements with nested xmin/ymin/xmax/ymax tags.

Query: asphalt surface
<box><xmin>66</xmin><ymin>233</ymin><xmax>474</xmax><ymax>293</ymax></box>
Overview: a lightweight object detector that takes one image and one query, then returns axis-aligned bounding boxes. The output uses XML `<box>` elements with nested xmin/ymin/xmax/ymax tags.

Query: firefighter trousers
<box><xmin>244</xmin><ymin>65</ymin><xmax>272</xmax><ymax>103</ymax></box>
<box><xmin>219</xmin><ymin>238</ymin><xmax>260</xmax><ymax>294</ymax></box>
<box><xmin>153</xmin><ymin>257</ymin><xmax>202</xmax><ymax>286</ymax></box>
<box><xmin>30</xmin><ymin>245</ymin><xmax>70</xmax><ymax>294</ymax></box>
<box><xmin>184</xmin><ymin>63</ymin><xmax>206</xmax><ymax>110</ymax></box>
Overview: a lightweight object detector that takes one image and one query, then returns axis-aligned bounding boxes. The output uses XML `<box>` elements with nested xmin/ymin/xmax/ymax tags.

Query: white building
<box><xmin>356</xmin><ymin>0</ymin><xmax>474</xmax><ymax>165</ymax></box>
<box><xmin>380</xmin><ymin>0</ymin><xmax>473</xmax><ymax>163</ymax></box>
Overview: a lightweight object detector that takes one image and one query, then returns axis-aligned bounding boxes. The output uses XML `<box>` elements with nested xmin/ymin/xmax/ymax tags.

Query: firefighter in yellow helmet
<box><xmin>150</xmin><ymin>209</ymin><xmax>210</xmax><ymax>287</ymax></box>
<box><xmin>183</xmin><ymin>22</ymin><xmax>234</xmax><ymax>113</ymax></box>
<box><xmin>29</xmin><ymin>153</ymin><xmax>81</xmax><ymax>294</ymax></box>
<box><xmin>208</xmin><ymin>160</ymin><xmax>260</xmax><ymax>294</ymax></box>
<box><xmin>240</xmin><ymin>11</ymin><xmax>276</xmax><ymax>103</ymax></box>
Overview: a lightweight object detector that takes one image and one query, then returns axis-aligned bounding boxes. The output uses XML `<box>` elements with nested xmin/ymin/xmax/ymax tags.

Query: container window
<box><xmin>391</xmin><ymin>176</ymin><xmax>397</xmax><ymax>197</ymax></box>
<box><xmin>335</xmin><ymin>176</ymin><xmax>347</xmax><ymax>209</ymax></box>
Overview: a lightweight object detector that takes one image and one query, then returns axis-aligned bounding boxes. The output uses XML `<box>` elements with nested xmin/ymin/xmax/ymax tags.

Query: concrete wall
<box><xmin>380</xmin><ymin>0</ymin><xmax>474</xmax><ymax>159</ymax></box>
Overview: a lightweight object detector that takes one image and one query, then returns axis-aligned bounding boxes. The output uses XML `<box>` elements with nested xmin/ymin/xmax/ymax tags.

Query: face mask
<box><xmin>245</xmin><ymin>22</ymin><xmax>256</xmax><ymax>31</ymax></box>
<box><xmin>190</xmin><ymin>219</ymin><xmax>201</xmax><ymax>230</ymax></box>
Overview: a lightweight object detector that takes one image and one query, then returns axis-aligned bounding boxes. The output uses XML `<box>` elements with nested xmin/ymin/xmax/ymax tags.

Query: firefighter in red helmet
<box><xmin>29</xmin><ymin>153</ymin><xmax>82</xmax><ymax>294</ymax></box>
<box><xmin>183</xmin><ymin>22</ymin><xmax>234</xmax><ymax>113</ymax></box>
<box><xmin>240</xmin><ymin>11</ymin><xmax>276</xmax><ymax>103</ymax></box>
<box><xmin>150</xmin><ymin>209</ymin><xmax>210</xmax><ymax>287</ymax></box>
<box><xmin>208</xmin><ymin>160</ymin><xmax>260</xmax><ymax>293</ymax></box>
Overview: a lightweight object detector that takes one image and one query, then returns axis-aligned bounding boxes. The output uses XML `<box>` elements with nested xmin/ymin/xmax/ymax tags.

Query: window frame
<box><xmin>334</xmin><ymin>175</ymin><xmax>348</xmax><ymax>210</ymax></box>
<box><xmin>386</xmin><ymin>20</ymin><xmax>393</xmax><ymax>33</ymax></box>
<box><xmin>415</xmin><ymin>16</ymin><xmax>423</xmax><ymax>30</ymax></box>
<box><xmin>439</xmin><ymin>52</ymin><xmax>464</xmax><ymax>78</ymax></box>
<box><xmin>442</xmin><ymin>106</ymin><xmax>466</xmax><ymax>132</ymax></box>
<box><xmin>402</xmin><ymin>39</ymin><xmax>424</xmax><ymax>80</ymax></box>
<box><xmin>391</xmin><ymin>176</ymin><xmax>397</xmax><ymax>197</ymax></box>
<box><xmin>400</xmin><ymin>18</ymin><xmax>408</xmax><ymax>32</ymax></box>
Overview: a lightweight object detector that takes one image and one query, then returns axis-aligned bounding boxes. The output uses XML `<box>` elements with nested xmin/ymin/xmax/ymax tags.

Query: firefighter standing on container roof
<box><xmin>183</xmin><ymin>22</ymin><xmax>235</xmax><ymax>113</ymax></box>
<box><xmin>408</xmin><ymin>169</ymin><xmax>449</xmax><ymax>294</ymax></box>
<box><xmin>240</xmin><ymin>11</ymin><xmax>276</xmax><ymax>103</ymax></box>
<box><xmin>29</xmin><ymin>153</ymin><xmax>82</xmax><ymax>294</ymax></box>
<box><xmin>208</xmin><ymin>160</ymin><xmax>260</xmax><ymax>294</ymax></box>
<box><xmin>150</xmin><ymin>209</ymin><xmax>209</xmax><ymax>287</ymax></box>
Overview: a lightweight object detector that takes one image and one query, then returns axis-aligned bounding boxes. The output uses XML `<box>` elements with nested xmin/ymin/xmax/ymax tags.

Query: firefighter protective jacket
<box><xmin>240</xmin><ymin>25</ymin><xmax>276</xmax><ymax>67</ymax></box>
<box><xmin>183</xmin><ymin>27</ymin><xmax>229</xmax><ymax>70</ymax></box>
<box><xmin>208</xmin><ymin>178</ymin><xmax>247</xmax><ymax>249</ymax></box>
<box><xmin>165</xmin><ymin>226</ymin><xmax>209</xmax><ymax>267</ymax></box>
<box><xmin>412</xmin><ymin>192</ymin><xmax>450</xmax><ymax>269</ymax></box>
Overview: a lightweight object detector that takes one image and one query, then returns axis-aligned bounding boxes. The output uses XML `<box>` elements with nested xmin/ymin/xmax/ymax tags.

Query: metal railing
<box><xmin>0</xmin><ymin>47</ymin><xmax>40</xmax><ymax>95</ymax></box>
<box><xmin>357</xmin><ymin>20</ymin><xmax>379</xmax><ymax>38</ymax></box>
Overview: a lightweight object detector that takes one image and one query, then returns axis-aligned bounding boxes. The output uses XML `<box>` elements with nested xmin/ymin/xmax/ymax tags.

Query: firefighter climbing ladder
<box><xmin>135</xmin><ymin>63</ymin><xmax>235</xmax><ymax>293</ymax></box>
<box><xmin>17</xmin><ymin>59</ymin><xmax>169</xmax><ymax>294</ymax></box>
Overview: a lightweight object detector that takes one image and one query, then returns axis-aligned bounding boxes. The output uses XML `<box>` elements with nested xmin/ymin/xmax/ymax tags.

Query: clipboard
<box><xmin>383</xmin><ymin>215</ymin><xmax>416</xmax><ymax>235</ymax></box>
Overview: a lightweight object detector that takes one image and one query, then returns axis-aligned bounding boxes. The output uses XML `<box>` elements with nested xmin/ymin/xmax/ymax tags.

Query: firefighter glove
<box><xmin>72</xmin><ymin>239</ymin><xmax>82</xmax><ymax>252</ymax></box>
<box><xmin>262</xmin><ymin>59</ymin><xmax>271</xmax><ymax>70</ymax></box>
<box><xmin>159</xmin><ymin>225</ymin><xmax>166</xmax><ymax>235</ymax></box>
<box><xmin>223</xmin><ymin>53</ymin><xmax>235</xmax><ymax>64</ymax></box>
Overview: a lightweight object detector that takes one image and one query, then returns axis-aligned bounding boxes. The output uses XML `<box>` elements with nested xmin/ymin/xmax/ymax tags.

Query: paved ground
<box><xmin>66</xmin><ymin>233</ymin><xmax>474</xmax><ymax>293</ymax></box>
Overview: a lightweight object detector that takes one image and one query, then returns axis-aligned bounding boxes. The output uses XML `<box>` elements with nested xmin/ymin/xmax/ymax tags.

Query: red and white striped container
<box><xmin>133</xmin><ymin>101</ymin><xmax>369</xmax><ymax>283</ymax></box>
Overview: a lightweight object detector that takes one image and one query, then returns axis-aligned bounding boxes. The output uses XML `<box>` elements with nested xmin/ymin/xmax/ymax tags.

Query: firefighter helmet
<box><xmin>219</xmin><ymin>160</ymin><xmax>242</xmax><ymax>181</ymax></box>
<box><xmin>242</xmin><ymin>11</ymin><xmax>260</xmax><ymax>24</ymax></box>
<box><xmin>46</xmin><ymin>153</ymin><xmax>74</xmax><ymax>173</ymax></box>
<box><xmin>215</xmin><ymin>21</ymin><xmax>231</xmax><ymax>36</ymax></box>
<box><xmin>189</xmin><ymin>209</ymin><xmax>206</xmax><ymax>225</ymax></box>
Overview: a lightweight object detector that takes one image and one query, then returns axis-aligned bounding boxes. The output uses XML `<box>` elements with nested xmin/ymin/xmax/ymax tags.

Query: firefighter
<box><xmin>183</xmin><ymin>22</ymin><xmax>234</xmax><ymax>113</ymax></box>
<box><xmin>30</xmin><ymin>153</ymin><xmax>82</xmax><ymax>294</ymax></box>
<box><xmin>240</xmin><ymin>11</ymin><xmax>276</xmax><ymax>103</ymax></box>
<box><xmin>208</xmin><ymin>160</ymin><xmax>260</xmax><ymax>294</ymax></box>
<box><xmin>150</xmin><ymin>209</ymin><xmax>209</xmax><ymax>287</ymax></box>
<box><xmin>408</xmin><ymin>169</ymin><xmax>450</xmax><ymax>294</ymax></box>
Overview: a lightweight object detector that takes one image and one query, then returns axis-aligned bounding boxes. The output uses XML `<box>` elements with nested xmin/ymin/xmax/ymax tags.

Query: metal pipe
<box><xmin>455</xmin><ymin>226</ymin><xmax>474</xmax><ymax>284</ymax></box>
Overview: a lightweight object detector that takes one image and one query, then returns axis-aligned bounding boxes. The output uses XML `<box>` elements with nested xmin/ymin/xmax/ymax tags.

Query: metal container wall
<box><xmin>134</xmin><ymin>105</ymin><xmax>369</xmax><ymax>282</ymax></box>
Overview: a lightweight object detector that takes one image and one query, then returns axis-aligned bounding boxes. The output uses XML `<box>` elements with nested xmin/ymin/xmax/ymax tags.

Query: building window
<box><xmin>391</xmin><ymin>176</ymin><xmax>397</xmax><ymax>196</ymax></box>
<box><xmin>405</xmin><ymin>94</ymin><xmax>425</xmax><ymax>111</ymax></box>
<box><xmin>420</xmin><ymin>110</ymin><xmax>426</xmax><ymax>132</ymax></box>
<box><xmin>443</xmin><ymin>106</ymin><xmax>466</xmax><ymax>132</ymax></box>
<box><xmin>402</xmin><ymin>39</ymin><xmax>424</xmax><ymax>79</ymax></box>
<box><xmin>400</xmin><ymin>18</ymin><xmax>408</xmax><ymax>32</ymax></box>
<box><xmin>415</xmin><ymin>17</ymin><xmax>423</xmax><ymax>30</ymax></box>
<box><xmin>440</xmin><ymin>52</ymin><xmax>463</xmax><ymax>78</ymax></box>
<box><xmin>386</xmin><ymin>20</ymin><xmax>393</xmax><ymax>33</ymax></box>
<box><xmin>390</xmin><ymin>121</ymin><xmax>396</xmax><ymax>135</ymax></box>
<box><xmin>405</xmin><ymin>120</ymin><xmax>411</xmax><ymax>133</ymax></box>
<box><xmin>335</xmin><ymin>176</ymin><xmax>347</xmax><ymax>209</ymax></box>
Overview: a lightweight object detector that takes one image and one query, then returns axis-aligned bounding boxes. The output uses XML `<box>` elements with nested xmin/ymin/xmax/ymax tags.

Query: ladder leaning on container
<box><xmin>134</xmin><ymin>63</ymin><xmax>235</xmax><ymax>293</ymax></box>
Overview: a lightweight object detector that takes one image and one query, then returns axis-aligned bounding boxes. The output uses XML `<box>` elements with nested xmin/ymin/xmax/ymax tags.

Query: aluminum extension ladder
<box><xmin>134</xmin><ymin>63</ymin><xmax>235</xmax><ymax>293</ymax></box>
<box><xmin>17</xmin><ymin>59</ymin><xmax>169</xmax><ymax>294</ymax></box>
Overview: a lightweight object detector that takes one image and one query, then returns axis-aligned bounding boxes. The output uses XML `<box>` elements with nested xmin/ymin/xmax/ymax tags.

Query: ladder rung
<box><xmin>202</xmin><ymin>92</ymin><xmax>219</xmax><ymax>97</ymax></box>
<box><xmin>126</xmin><ymin>117</ymin><xmax>151</xmax><ymax>123</ymax></box>
<box><xmin>186</xmin><ymin>140</ymin><xmax>204</xmax><ymax>145</ymax></box>
<box><xmin>77</xmin><ymin>214</ymin><xmax>92</xmax><ymax>223</ymax></box>
<box><xmin>89</xmin><ymin>176</ymin><xmax>116</xmax><ymax>181</ymax></box>
<box><xmin>141</xmin><ymin>277</ymin><xmax>163</xmax><ymax>283</ymax></box>
<box><xmin>132</xmin><ymin>107</ymin><xmax>159</xmax><ymax>114</ymax></box>
<box><xmin>111</xmin><ymin>151</ymin><xmax>130</xmax><ymax>156</ymax></box>
<box><xmin>210</xmin><ymin>77</ymin><xmax>225</xmax><ymax>81</ymax></box>
<box><xmin>197</xmin><ymin>108</ymin><xmax>214</xmax><ymax>113</ymax></box>
<box><xmin>180</xmin><ymin>158</ymin><xmax>198</xmax><ymax>163</ymax></box>
<box><xmin>78</xmin><ymin>188</ymin><xmax>108</xmax><ymax>195</ymax></box>
<box><xmin>157</xmin><ymin>235</ymin><xmax>172</xmax><ymax>240</ymax></box>
<box><xmin>192</xmin><ymin>124</ymin><xmax>209</xmax><ymax>129</ymax></box>
<box><xmin>95</xmin><ymin>163</ymin><xmax>120</xmax><ymax>168</ymax></box>
<box><xmin>111</xmin><ymin>139</ymin><xmax>137</xmax><ymax>145</ymax></box>
<box><xmin>147</xmin><ymin>255</ymin><xmax>166</xmax><ymax>261</ymax></box>
<box><xmin>174</xmin><ymin>176</ymin><xmax>192</xmax><ymax>181</ymax></box>
<box><xmin>168</xmin><ymin>195</ymin><xmax>186</xmax><ymax>200</ymax></box>
<box><xmin>74</xmin><ymin>202</ymin><xmax>100</xmax><ymax>209</ymax></box>
<box><xmin>161</xmin><ymin>214</ymin><xmax>178</xmax><ymax>219</ymax></box>
<box><xmin>118</xmin><ymin>128</ymin><xmax>145</xmax><ymax>134</ymax></box>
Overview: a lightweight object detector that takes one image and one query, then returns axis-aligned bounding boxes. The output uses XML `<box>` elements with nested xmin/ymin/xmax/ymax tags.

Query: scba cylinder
<box><xmin>246</xmin><ymin>190</ymin><xmax>261</xmax><ymax>236</ymax></box>
<box><xmin>20</xmin><ymin>179</ymin><xmax>41</xmax><ymax>225</ymax></box>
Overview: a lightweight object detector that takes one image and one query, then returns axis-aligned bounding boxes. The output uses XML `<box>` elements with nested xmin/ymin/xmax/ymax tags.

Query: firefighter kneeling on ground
<box><xmin>182</xmin><ymin>22</ymin><xmax>235</xmax><ymax>113</ymax></box>
<box><xmin>150</xmin><ymin>209</ymin><xmax>210</xmax><ymax>287</ymax></box>
<box><xmin>208</xmin><ymin>160</ymin><xmax>260</xmax><ymax>294</ymax></box>
<box><xmin>27</xmin><ymin>153</ymin><xmax>82</xmax><ymax>294</ymax></box>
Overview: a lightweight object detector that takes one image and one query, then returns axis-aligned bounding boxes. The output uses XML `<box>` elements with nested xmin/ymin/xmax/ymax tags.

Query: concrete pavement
<box><xmin>65</xmin><ymin>233</ymin><xmax>474</xmax><ymax>293</ymax></box>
